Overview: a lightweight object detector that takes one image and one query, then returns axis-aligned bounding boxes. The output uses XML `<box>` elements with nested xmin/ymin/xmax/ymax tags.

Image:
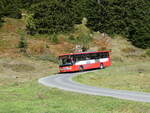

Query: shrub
<box><xmin>18</xmin><ymin>32</ymin><xmax>28</xmax><ymax>53</ymax></box>
<box><xmin>25</xmin><ymin>14</ymin><xmax>36</xmax><ymax>35</ymax></box>
<box><xmin>49</xmin><ymin>33</ymin><xmax>59</xmax><ymax>44</ymax></box>
<box><xmin>68</xmin><ymin>19</ymin><xmax>92</xmax><ymax>51</ymax></box>
<box><xmin>0</xmin><ymin>18</ymin><xmax>3</xmax><ymax>27</ymax></box>
<box><xmin>146</xmin><ymin>49</ymin><xmax>150</xmax><ymax>57</ymax></box>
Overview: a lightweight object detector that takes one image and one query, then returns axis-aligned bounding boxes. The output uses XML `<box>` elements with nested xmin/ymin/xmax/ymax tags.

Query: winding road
<box><xmin>38</xmin><ymin>71</ymin><xmax>150</xmax><ymax>103</ymax></box>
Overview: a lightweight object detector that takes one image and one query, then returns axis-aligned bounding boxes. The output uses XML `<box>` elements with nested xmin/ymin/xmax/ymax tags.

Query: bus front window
<box><xmin>59</xmin><ymin>56</ymin><xmax>74</xmax><ymax>67</ymax></box>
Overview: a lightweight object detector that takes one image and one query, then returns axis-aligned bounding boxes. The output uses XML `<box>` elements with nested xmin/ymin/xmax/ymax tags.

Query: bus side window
<box><xmin>89</xmin><ymin>53</ymin><xmax>98</xmax><ymax>59</ymax></box>
<box><xmin>103</xmin><ymin>52</ymin><xmax>107</xmax><ymax>58</ymax></box>
<box><xmin>102</xmin><ymin>52</ymin><xmax>109</xmax><ymax>58</ymax></box>
<box><xmin>81</xmin><ymin>54</ymin><xmax>85</xmax><ymax>60</ymax></box>
<box><xmin>106</xmin><ymin>52</ymin><xmax>109</xmax><ymax>58</ymax></box>
<box><xmin>99</xmin><ymin>52</ymin><xmax>107</xmax><ymax>58</ymax></box>
<box><xmin>99</xmin><ymin>53</ymin><xmax>103</xmax><ymax>58</ymax></box>
<box><xmin>85</xmin><ymin>54</ymin><xmax>90</xmax><ymax>60</ymax></box>
<box><xmin>74</xmin><ymin>54</ymin><xmax>84</xmax><ymax>61</ymax></box>
<box><xmin>73</xmin><ymin>55</ymin><xmax>76</xmax><ymax>62</ymax></box>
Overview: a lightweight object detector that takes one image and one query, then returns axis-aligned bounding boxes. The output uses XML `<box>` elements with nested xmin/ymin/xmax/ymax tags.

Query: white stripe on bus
<box><xmin>75</xmin><ymin>58</ymin><xmax>109</xmax><ymax>65</ymax></box>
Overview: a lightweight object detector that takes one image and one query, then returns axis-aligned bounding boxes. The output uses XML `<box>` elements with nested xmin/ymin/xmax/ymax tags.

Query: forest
<box><xmin>0</xmin><ymin>0</ymin><xmax>149</xmax><ymax>49</ymax></box>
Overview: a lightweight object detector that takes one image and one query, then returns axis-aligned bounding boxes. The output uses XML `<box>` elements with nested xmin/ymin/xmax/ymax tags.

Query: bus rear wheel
<box><xmin>79</xmin><ymin>66</ymin><xmax>84</xmax><ymax>71</ymax></box>
<box><xmin>100</xmin><ymin>63</ymin><xmax>104</xmax><ymax>69</ymax></box>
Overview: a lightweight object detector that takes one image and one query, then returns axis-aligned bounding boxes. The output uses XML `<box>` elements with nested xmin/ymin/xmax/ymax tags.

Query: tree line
<box><xmin>0</xmin><ymin>0</ymin><xmax>149</xmax><ymax>49</ymax></box>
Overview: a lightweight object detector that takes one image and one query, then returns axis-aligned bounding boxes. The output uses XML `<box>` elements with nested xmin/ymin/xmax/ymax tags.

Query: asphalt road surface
<box><xmin>38</xmin><ymin>71</ymin><xmax>150</xmax><ymax>102</ymax></box>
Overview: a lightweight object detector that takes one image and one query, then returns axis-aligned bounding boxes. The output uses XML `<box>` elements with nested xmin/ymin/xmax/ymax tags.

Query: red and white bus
<box><xmin>58</xmin><ymin>51</ymin><xmax>111</xmax><ymax>73</ymax></box>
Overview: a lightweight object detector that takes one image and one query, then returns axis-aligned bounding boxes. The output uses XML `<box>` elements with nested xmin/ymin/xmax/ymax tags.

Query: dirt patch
<box><xmin>2</xmin><ymin>63</ymin><xmax>35</xmax><ymax>72</ymax></box>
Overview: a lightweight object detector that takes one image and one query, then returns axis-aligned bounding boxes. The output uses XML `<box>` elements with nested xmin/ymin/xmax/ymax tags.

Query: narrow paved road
<box><xmin>38</xmin><ymin>72</ymin><xmax>150</xmax><ymax>102</ymax></box>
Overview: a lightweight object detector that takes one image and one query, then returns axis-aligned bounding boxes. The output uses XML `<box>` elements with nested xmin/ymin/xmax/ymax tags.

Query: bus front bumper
<box><xmin>59</xmin><ymin>66</ymin><xmax>78</xmax><ymax>73</ymax></box>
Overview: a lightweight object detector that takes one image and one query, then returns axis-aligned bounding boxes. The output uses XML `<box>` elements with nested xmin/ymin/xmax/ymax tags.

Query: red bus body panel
<box><xmin>59</xmin><ymin>51</ymin><xmax>111</xmax><ymax>73</ymax></box>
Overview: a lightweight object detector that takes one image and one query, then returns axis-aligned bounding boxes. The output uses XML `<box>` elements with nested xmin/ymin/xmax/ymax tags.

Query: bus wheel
<box><xmin>79</xmin><ymin>66</ymin><xmax>84</xmax><ymax>71</ymax></box>
<box><xmin>100</xmin><ymin>63</ymin><xmax>104</xmax><ymax>69</ymax></box>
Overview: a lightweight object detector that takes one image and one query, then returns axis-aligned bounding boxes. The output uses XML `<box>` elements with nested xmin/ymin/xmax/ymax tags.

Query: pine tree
<box><xmin>82</xmin><ymin>0</ymin><xmax>150</xmax><ymax>48</ymax></box>
<box><xmin>0</xmin><ymin>0</ymin><xmax>22</xmax><ymax>19</ymax></box>
<box><xmin>27</xmin><ymin>0</ymin><xmax>82</xmax><ymax>34</ymax></box>
<box><xmin>0</xmin><ymin>1</ymin><xmax>4</xmax><ymax>26</ymax></box>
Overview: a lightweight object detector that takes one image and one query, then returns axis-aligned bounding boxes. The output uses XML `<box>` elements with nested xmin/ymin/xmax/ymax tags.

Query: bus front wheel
<box><xmin>100</xmin><ymin>63</ymin><xmax>104</xmax><ymax>69</ymax></box>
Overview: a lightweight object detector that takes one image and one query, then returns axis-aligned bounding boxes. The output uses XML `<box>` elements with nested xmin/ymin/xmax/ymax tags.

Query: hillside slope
<box><xmin>0</xmin><ymin>18</ymin><xmax>150</xmax><ymax>113</ymax></box>
<box><xmin>0</xmin><ymin>18</ymin><xmax>147</xmax><ymax>59</ymax></box>
<box><xmin>0</xmin><ymin>18</ymin><xmax>149</xmax><ymax>83</ymax></box>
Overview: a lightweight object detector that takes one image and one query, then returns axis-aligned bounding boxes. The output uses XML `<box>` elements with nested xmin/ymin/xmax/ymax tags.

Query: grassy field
<box><xmin>0</xmin><ymin>18</ymin><xmax>150</xmax><ymax>113</ymax></box>
<box><xmin>0</xmin><ymin>77</ymin><xmax>150</xmax><ymax>113</ymax></box>
<box><xmin>74</xmin><ymin>61</ymin><xmax>150</xmax><ymax>93</ymax></box>
<box><xmin>0</xmin><ymin>57</ymin><xmax>150</xmax><ymax>113</ymax></box>
<box><xmin>0</xmin><ymin>57</ymin><xmax>58</xmax><ymax>84</ymax></box>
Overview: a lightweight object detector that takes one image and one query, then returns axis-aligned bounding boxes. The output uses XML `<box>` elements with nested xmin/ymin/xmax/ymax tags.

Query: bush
<box><xmin>0</xmin><ymin>18</ymin><xmax>3</xmax><ymax>26</ymax></box>
<box><xmin>146</xmin><ymin>49</ymin><xmax>150</xmax><ymax>57</ymax></box>
<box><xmin>68</xmin><ymin>18</ymin><xmax>92</xmax><ymax>51</ymax></box>
<box><xmin>18</xmin><ymin>32</ymin><xmax>28</xmax><ymax>53</ymax></box>
<box><xmin>49</xmin><ymin>33</ymin><xmax>59</xmax><ymax>44</ymax></box>
<box><xmin>25</xmin><ymin>14</ymin><xmax>36</xmax><ymax>35</ymax></box>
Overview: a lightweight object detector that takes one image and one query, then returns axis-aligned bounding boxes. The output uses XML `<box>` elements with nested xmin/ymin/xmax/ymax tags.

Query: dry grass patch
<box><xmin>2</xmin><ymin>63</ymin><xmax>35</xmax><ymax>72</ymax></box>
<box><xmin>92</xmin><ymin>32</ymin><xmax>112</xmax><ymax>50</ymax></box>
<box><xmin>27</xmin><ymin>40</ymin><xmax>48</xmax><ymax>55</ymax></box>
<box><xmin>0</xmin><ymin>57</ymin><xmax>58</xmax><ymax>85</ymax></box>
<box><xmin>0</xmin><ymin>18</ymin><xmax>25</xmax><ymax>33</ymax></box>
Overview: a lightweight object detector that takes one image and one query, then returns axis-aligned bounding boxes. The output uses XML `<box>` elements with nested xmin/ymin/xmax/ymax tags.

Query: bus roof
<box><xmin>59</xmin><ymin>51</ymin><xmax>111</xmax><ymax>57</ymax></box>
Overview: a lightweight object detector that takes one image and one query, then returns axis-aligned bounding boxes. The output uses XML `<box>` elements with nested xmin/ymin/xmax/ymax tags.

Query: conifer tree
<box><xmin>27</xmin><ymin>0</ymin><xmax>82</xmax><ymax>34</ymax></box>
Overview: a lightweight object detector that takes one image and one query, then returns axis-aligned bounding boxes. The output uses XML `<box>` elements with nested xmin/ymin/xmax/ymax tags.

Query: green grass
<box><xmin>0</xmin><ymin>60</ymin><xmax>150</xmax><ymax>113</ymax></box>
<box><xmin>0</xmin><ymin>80</ymin><xmax>150</xmax><ymax>113</ymax></box>
<box><xmin>146</xmin><ymin>49</ymin><xmax>150</xmax><ymax>57</ymax></box>
<box><xmin>0</xmin><ymin>17</ymin><xmax>150</xmax><ymax>113</ymax></box>
<box><xmin>74</xmin><ymin>61</ymin><xmax>150</xmax><ymax>93</ymax></box>
<box><xmin>0</xmin><ymin>59</ymin><xmax>150</xmax><ymax>113</ymax></box>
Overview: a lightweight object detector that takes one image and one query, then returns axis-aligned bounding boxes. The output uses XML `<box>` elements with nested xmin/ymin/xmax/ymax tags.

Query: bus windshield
<box><xmin>59</xmin><ymin>55</ymin><xmax>74</xmax><ymax>67</ymax></box>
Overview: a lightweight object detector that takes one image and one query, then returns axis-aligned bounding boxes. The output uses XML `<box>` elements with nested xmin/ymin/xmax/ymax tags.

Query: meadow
<box><xmin>0</xmin><ymin>18</ymin><xmax>150</xmax><ymax>113</ymax></box>
<box><xmin>0</xmin><ymin>58</ymin><xmax>150</xmax><ymax>113</ymax></box>
<box><xmin>74</xmin><ymin>61</ymin><xmax>150</xmax><ymax>93</ymax></box>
